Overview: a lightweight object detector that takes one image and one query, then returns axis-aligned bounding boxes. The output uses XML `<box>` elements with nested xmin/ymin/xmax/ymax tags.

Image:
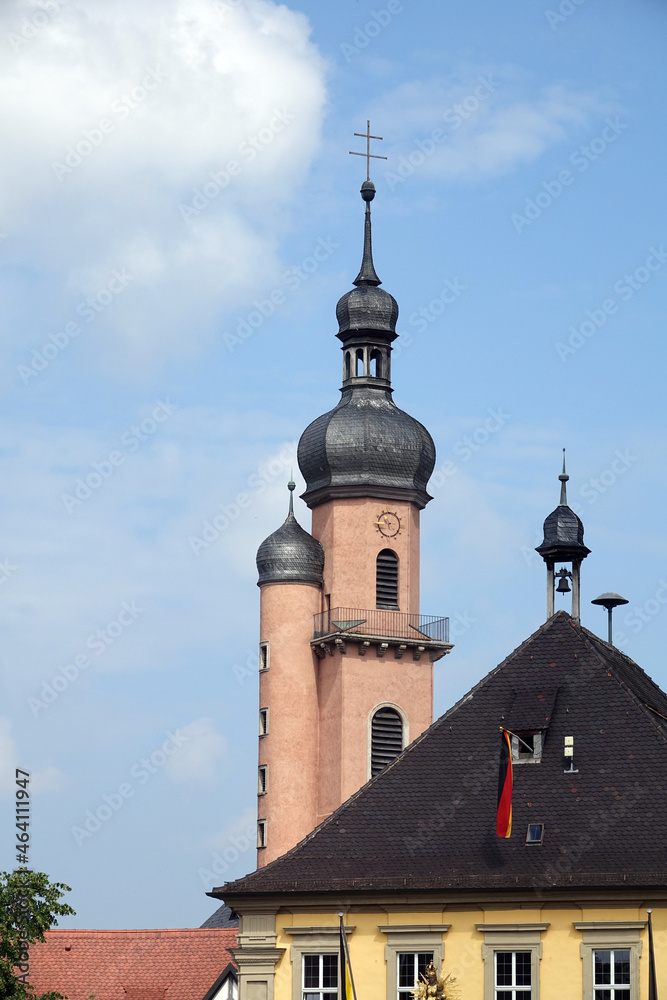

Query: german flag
<box><xmin>497</xmin><ymin>728</ymin><xmax>513</xmax><ymax>838</ymax></box>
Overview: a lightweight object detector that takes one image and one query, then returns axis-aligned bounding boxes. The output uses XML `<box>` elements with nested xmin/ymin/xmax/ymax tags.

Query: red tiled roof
<box><xmin>27</xmin><ymin>928</ymin><xmax>237</xmax><ymax>1000</ymax></box>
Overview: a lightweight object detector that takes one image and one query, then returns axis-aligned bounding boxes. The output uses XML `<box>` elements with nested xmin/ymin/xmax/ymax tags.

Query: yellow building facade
<box><xmin>227</xmin><ymin>897</ymin><xmax>665</xmax><ymax>1000</ymax></box>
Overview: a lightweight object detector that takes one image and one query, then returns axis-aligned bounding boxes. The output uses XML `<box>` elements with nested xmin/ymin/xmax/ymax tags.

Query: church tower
<box><xmin>255</xmin><ymin>178</ymin><xmax>452</xmax><ymax>866</ymax></box>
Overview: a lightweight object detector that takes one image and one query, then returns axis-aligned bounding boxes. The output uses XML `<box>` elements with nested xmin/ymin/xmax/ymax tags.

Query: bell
<box><xmin>556</xmin><ymin>569</ymin><xmax>571</xmax><ymax>594</ymax></box>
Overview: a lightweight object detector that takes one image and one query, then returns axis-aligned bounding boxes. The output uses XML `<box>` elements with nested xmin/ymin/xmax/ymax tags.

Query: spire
<box><xmin>353</xmin><ymin>181</ymin><xmax>381</xmax><ymax>287</ymax></box>
<box><xmin>559</xmin><ymin>448</ymin><xmax>569</xmax><ymax>506</ymax></box>
<box><xmin>287</xmin><ymin>478</ymin><xmax>295</xmax><ymax>516</ymax></box>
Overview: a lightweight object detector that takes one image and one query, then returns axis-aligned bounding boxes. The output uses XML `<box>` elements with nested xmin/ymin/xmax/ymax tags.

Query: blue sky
<box><xmin>1</xmin><ymin>0</ymin><xmax>666</xmax><ymax>929</ymax></box>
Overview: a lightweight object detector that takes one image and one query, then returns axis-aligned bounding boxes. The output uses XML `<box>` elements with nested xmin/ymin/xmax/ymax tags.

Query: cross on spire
<box><xmin>349</xmin><ymin>120</ymin><xmax>387</xmax><ymax>181</ymax></box>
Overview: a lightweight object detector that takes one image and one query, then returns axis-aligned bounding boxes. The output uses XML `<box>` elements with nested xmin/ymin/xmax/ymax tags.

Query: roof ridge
<box><xmin>42</xmin><ymin>928</ymin><xmax>236</xmax><ymax>934</ymax></box>
<box><xmin>573</xmin><ymin>621</ymin><xmax>667</xmax><ymax>742</ymax></box>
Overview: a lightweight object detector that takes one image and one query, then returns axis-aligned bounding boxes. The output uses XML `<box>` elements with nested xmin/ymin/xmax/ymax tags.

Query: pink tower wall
<box><xmin>257</xmin><ymin>581</ymin><xmax>321</xmax><ymax>867</ymax></box>
<box><xmin>311</xmin><ymin>496</ymin><xmax>434</xmax><ymax>823</ymax></box>
<box><xmin>311</xmin><ymin>497</ymin><xmax>421</xmax><ymax>614</ymax></box>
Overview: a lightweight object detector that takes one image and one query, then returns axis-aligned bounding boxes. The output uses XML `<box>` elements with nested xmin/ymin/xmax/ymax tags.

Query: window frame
<box><xmin>573</xmin><ymin>921</ymin><xmax>644</xmax><ymax>1000</ymax></box>
<box><xmin>301</xmin><ymin>953</ymin><xmax>338</xmax><ymax>1000</ymax></box>
<box><xmin>259</xmin><ymin>642</ymin><xmax>270</xmax><ymax>671</ymax></box>
<box><xmin>477</xmin><ymin>923</ymin><xmax>547</xmax><ymax>1000</ymax></box>
<box><xmin>593</xmin><ymin>948</ymin><xmax>631</xmax><ymax>998</ymax></box>
<box><xmin>258</xmin><ymin>764</ymin><xmax>268</xmax><ymax>795</ymax></box>
<box><xmin>285</xmin><ymin>926</ymin><xmax>355</xmax><ymax>1000</ymax></box>
<box><xmin>396</xmin><ymin>952</ymin><xmax>435</xmax><ymax>1000</ymax></box>
<box><xmin>257</xmin><ymin>819</ymin><xmax>267</xmax><ymax>849</ymax></box>
<box><xmin>259</xmin><ymin>708</ymin><xmax>269</xmax><ymax>737</ymax></box>
<box><xmin>367</xmin><ymin>703</ymin><xmax>408</xmax><ymax>781</ymax></box>
<box><xmin>379</xmin><ymin>924</ymin><xmax>449</xmax><ymax>1000</ymax></box>
<box><xmin>494</xmin><ymin>950</ymin><xmax>532</xmax><ymax>999</ymax></box>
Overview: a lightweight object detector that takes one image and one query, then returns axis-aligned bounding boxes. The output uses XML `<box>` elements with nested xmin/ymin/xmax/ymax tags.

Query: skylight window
<box><xmin>525</xmin><ymin>823</ymin><xmax>545</xmax><ymax>846</ymax></box>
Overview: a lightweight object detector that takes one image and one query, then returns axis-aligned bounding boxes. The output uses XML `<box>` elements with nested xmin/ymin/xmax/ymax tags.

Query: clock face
<box><xmin>374</xmin><ymin>511</ymin><xmax>401</xmax><ymax>537</ymax></box>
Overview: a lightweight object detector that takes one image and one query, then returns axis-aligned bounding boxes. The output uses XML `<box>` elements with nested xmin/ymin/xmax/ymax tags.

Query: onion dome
<box><xmin>256</xmin><ymin>482</ymin><xmax>324</xmax><ymax>587</ymax></box>
<box><xmin>298</xmin><ymin>388</ymin><xmax>435</xmax><ymax>508</ymax></box>
<box><xmin>535</xmin><ymin>451</ymin><xmax>591</xmax><ymax>562</ymax></box>
<box><xmin>297</xmin><ymin>179</ymin><xmax>436</xmax><ymax>510</ymax></box>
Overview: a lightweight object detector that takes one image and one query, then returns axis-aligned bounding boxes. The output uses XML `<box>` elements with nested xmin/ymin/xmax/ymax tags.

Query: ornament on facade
<box><xmin>412</xmin><ymin>963</ymin><xmax>460</xmax><ymax>1000</ymax></box>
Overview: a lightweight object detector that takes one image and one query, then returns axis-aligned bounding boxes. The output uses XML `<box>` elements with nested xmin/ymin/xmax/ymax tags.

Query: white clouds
<box><xmin>164</xmin><ymin>717</ymin><xmax>227</xmax><ymax>785</ymax></box>
<box><xmin>0</xmin><ymin>0</ymin><xmax>326</xmax><ymax>369</ymax></box>
<box><xmin>374</xmin><ymin>77</ymin><xmax>613</xmax><ymax>184</ymax></box>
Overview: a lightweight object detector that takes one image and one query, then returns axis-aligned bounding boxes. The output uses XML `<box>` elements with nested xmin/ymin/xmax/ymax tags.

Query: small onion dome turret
<box><xmin>256</xmin><ymin>482</ymin><xmax>324</xmax><ymax>587</ymax></box>
<box><xmin>335</xmin><ymin>180</ymin><xmax>398</xmax><ymax>341</ymax></box>
<box><xmin>535</xmin><ymin>451</ymin><xmax>591</xmax><ymax>563</ymax></box>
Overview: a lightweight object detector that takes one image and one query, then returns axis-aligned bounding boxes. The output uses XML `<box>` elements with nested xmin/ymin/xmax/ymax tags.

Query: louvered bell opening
<box><xmin>371</xmin><ymin>707</ymin><xmax>403</xmax><ymax>777</ymax></box>
<box><xmin>376</xmin><ymin>549</ymin><xmax>399</xmax><ymax>609</ymax></box>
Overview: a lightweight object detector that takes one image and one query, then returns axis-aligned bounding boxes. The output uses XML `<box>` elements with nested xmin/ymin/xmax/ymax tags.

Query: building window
<box><xmin>345</xmin><ymin>352</ymin><xmax>351</xmax><ymax>380</ymax></box>
<box><xmin>574</xmin><ymin>921</ymin><xmax>642</xmax><ymax>1000</ymax></box>
<box><xmin>511</xmin><ymin>731</ymin><xmax>542</xmax><ymax>764</ymax></box>
<box><xmin>495</xmin><ymin>951</ymin><xmax>531</xmax><ymax>999</ymax></box>
<box><xmin>259</xmin><ymin>642</ymin><xmax>269</xmax><ymax>671</ymax></box>
<box><xmin>257</xmin><ymin>819</ymin><xmax>267</xmax><ymax>849</ymax></box>
<box><xmin>302</xmin><ymin>954</ymin><xmax>338</xmax><ymax>1000</ymax></box>
<box><xmin>371</xmin><ymin>706</ymin><xmax>403</xmax><ymax>776</ymax></box>
<box><xmin>525</xmin><ymin>824</ymin><xmax>544</xmax><ymax>846</ymax></box>
<box><xmin>593</xmin><ymin>950</ymin><xmax>631</xmax><ymax>999</ymax></box>
<box><xmin>259</xmin><ymin>708</ymin><xmax>269</xmax><ymax>736</ymax></box>
<box><xmin>397</xmin><ymin>953</ymin><xmax>433</xmax><ymax>1000</ymax></box>
<box><xmin>478</xmin><ymin>923</ymin><xmax>545</xmax><ymax>1000</ymax></box>
<box><xmin>258</xmin><ymin>765</ymin><xmax>268</xmax><ymax>795</ymax></box>
<box><xmin>376</xmin><ymin>549</ymin><xmax>399</xmax><ymax>609</ymax></box>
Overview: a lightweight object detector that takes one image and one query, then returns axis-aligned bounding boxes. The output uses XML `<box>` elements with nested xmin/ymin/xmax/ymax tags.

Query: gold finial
<box><xmin>349</xmin><ymin>120</ymin><xmax>387</xmax><ymax>181</ymax></box>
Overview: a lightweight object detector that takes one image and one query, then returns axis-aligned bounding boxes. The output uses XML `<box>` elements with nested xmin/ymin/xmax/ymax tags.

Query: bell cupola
<box><xmin>536</xmin><ymin>451</ymin><xmax>591</xmax><ymax>621</ymax></box>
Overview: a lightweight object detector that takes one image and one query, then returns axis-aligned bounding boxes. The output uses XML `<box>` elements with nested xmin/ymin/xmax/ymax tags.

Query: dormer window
<box><xmin>511</xmin><ymin>730</ymin><xmax>543</xmax><ymax>764</ymax></box>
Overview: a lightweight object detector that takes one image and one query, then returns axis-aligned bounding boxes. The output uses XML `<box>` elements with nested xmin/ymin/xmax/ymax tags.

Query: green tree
<box><xmin>0</xmin><ymin>869</ymin><xmax>75</xmax><ymax>1000</ymax></box>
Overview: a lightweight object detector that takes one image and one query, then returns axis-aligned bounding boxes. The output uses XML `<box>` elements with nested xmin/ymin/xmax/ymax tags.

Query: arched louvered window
<box><xmin>371</xmin><ymin>707</ymin><xmax>403</xmax><ymax>777</ymax></box>
<box><xmin>376</xmin><ymin>549</ymin><xmax>399</xmax><ymax>609</ymax></box>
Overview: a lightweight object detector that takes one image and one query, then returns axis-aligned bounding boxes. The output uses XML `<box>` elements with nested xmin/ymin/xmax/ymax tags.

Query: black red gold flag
<box><xmin>496</xmin><ymin>728</ymin><xmax>513</xmax><ymax>838</ymax></box>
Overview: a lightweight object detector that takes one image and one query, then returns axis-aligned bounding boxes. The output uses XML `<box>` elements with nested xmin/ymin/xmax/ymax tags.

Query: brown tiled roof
<box><xmin>27</xmin><ymin>928</ymin><xmax>237</xmax><ymax>1000</ymax></box>
<box><xmin>217</xmin><ymin>612</ymin><xmax>667</xmax><ymax>897</ymax></box>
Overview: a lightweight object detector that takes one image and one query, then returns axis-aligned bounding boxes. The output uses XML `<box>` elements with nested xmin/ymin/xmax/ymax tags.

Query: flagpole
<box><xmin>338</xmin><ymin>913</ymin><xmax>359</xmax><ymax>1000</ymax></box>
<box><xmin>647</xmin><ymin>908</ymin><xmax>658</xmax><ymax>1000</ymax></box>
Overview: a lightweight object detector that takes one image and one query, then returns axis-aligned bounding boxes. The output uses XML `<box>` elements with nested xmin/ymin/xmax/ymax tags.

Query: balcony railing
<box><xmin>313</xmin><ymin>607</ymin><xmax>450</xmax><ymax>644</ymax></box>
